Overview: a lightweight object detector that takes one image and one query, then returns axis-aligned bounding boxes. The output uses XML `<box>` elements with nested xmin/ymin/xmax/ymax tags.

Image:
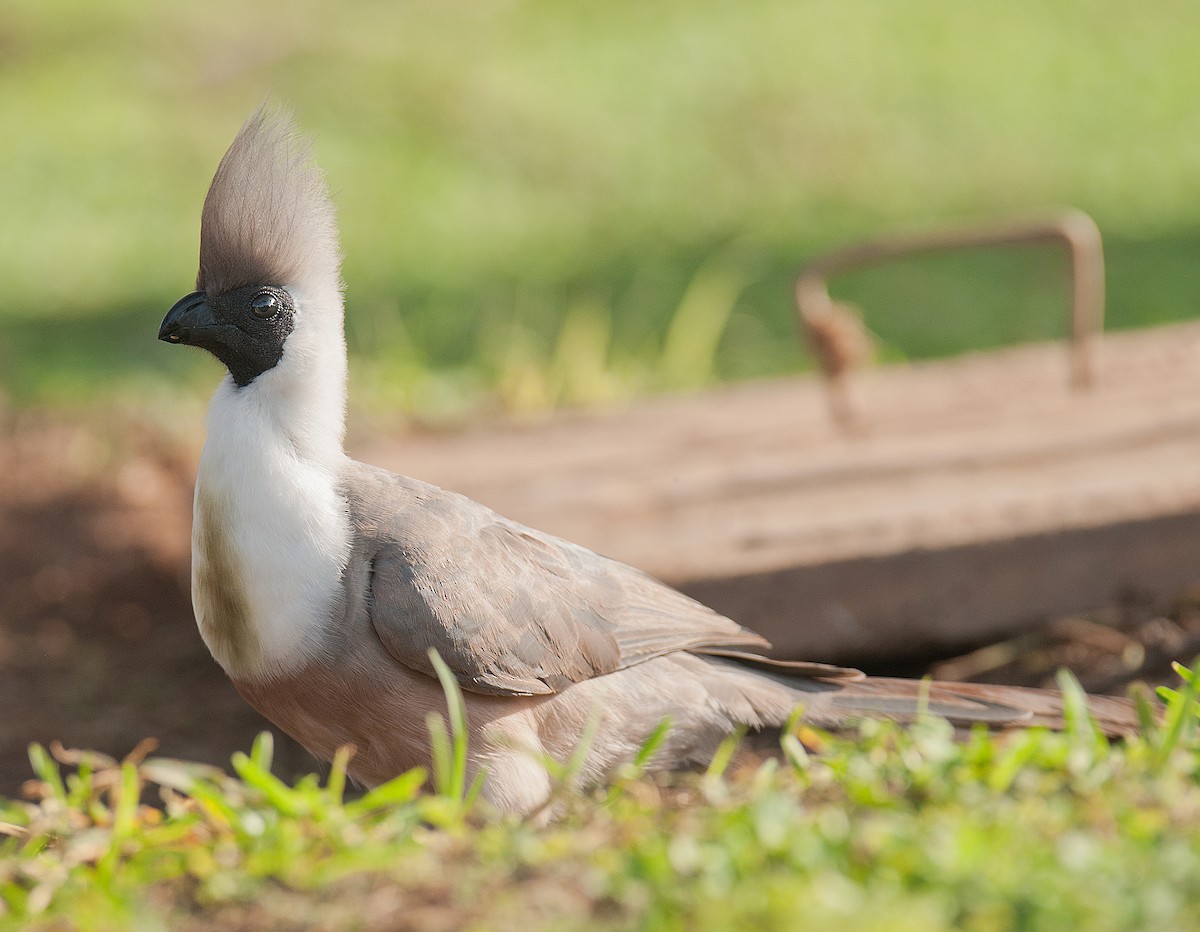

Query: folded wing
<box><xmin>342</xmin><ymin>462</ymin><xmax>858</xmax><ymax>696</ymax></box>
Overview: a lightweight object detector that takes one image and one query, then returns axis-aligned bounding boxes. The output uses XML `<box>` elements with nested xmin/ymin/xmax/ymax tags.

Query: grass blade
<box><xmin>704</xmin><ymin>726</ymin><xmax>746</xmax><ymax>784</ymax></box>
<box><xmin>1154</xmin><ymin>657</ymin><xmax>1200</xmax><ymax>770</ymax></box>
<box><xmin>231</xmin><ymin>751</ymin><xmax>304</xmax><ymax>817</ymax></box>
<box><xmin>425</xmin><ymin>712</ymin><xmax>455</xmax><ymax>800</ymax></box>
<box><xmin>659</xmin><ymin>259</ymin><xmax>745</xmax><ymax>390</ymax></box>
<box><xmin>27</xmin><ymin>744</ymin><xmax>66</xmax><ymax>802</ymax></box>
<box><xmin>346</xmin><ymin>768</ymin><xmax>427</xmax><ymax>815</ymax></box>
<box><xmin>427</xmin><ymin>649</ymin><xmax>472</xmax><ymax>806</ymax></box>
<box><xmin>326</xmin><ymin>744</ymin><xmax>354</xmax><ymax>806</ymax></box>
<box><xmin>249</xmin><ymin>731</ymin><xmax>275</xmax><ymax>772</ymax></box>
<box><xmin>632</xmin><ymin>718</ymin><xmax>673</xmax><ymax>774</ymax></box>
<box><xmin>1056</xmin><ymin>668</ymin><xmax>1104</xmax><ymax>753</ymax></box>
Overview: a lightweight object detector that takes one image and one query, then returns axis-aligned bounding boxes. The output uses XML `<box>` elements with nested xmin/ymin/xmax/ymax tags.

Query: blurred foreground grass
<box><xmin>1</xmin><ymin>1</ymin><xmax>1199</xmax><ymax>419</ymax></box>
<box><xmin>2</xmin><ymin>666</ymin><xmax>1199</xmax><ymax>930</ymax></box>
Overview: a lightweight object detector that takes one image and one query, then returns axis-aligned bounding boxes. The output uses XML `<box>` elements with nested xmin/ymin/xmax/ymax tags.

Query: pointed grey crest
<box><xmin>198</xmin><ymin>107</ymin><xmax>342</xmax><ymax>296</ymax></box>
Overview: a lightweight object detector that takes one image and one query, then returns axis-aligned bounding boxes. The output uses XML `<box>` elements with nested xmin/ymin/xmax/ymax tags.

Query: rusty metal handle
<box><xmin>796</xmin><ymin>209</ymin><xmax>1106</xmax><ymax>397</ymax></box>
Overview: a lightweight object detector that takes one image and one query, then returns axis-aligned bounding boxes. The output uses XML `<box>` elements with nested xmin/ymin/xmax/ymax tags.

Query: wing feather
<box><xmin>341</xmin><ymin>463</ymin><xmax>788</xmax><ymax>696</ymax></box>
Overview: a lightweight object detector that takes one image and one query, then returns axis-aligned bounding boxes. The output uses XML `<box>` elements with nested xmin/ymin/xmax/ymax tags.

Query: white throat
<box><xmin>191</xmin><ymin>284</ymin><xmax>353</xmax><ymax>681</ymax></box>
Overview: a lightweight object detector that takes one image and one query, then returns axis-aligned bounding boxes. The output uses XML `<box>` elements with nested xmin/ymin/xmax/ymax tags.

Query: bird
<box><xmin>158</xmin><ymin>108</ymin><xmax>1138</xmax><ymax>815</ymax></box>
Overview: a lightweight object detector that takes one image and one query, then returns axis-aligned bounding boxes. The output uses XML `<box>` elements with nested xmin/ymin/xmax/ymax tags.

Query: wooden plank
<box><xmin>351</xmin><ymin>321</ymin><xmax>1200</xmax><ymax>664</ymax></box>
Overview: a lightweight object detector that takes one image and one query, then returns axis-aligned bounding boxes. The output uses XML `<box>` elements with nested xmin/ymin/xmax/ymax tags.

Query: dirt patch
<box><xmin>0</xmin><ymin>411</ymin><xmax>1188</xmax><ymax>798</ymax></box>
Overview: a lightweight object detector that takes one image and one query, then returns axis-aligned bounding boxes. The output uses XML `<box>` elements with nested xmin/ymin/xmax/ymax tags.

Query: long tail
<box><xmin>702</xmin><ymin>649</ymin><xmax>1141</xmax><ymax>738</ymax></box>
<box><xmin>798</xmin><ymin>675</ymin><xmax>1141</xmax><ymax>738</ymax></box>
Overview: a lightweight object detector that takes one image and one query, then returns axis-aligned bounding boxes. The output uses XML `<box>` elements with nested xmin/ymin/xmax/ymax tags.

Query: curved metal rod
<box><xmin>795</xmin><ymin>210</ymin><xmax>1106</xmax><ymax>424</ymax></box>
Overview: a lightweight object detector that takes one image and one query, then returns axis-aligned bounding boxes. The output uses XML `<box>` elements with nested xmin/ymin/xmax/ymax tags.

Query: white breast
<box><xmin>192</xmin><ymin>376</ymin><xmax>352</xmax><ymax>681</ymax></box>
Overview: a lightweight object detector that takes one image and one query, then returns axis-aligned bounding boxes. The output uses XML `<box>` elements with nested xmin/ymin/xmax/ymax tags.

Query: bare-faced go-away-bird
<box><xmin>158</xmin><ymin>109</ymin><xmax>1138</xmax><ymax>815</ymax></box>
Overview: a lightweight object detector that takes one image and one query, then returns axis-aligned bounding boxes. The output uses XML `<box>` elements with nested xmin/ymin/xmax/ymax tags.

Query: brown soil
<box><xmin>0</xmin><ymin>410</ymin><xmax>1188</xmax><ymax>798</ymax></box>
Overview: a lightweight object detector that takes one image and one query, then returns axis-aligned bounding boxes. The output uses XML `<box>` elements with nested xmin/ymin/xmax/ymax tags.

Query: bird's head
<box><xmin>159</xmin><ymin>108</ymin><xmax>345</xmax><ymax>390</ymax></box>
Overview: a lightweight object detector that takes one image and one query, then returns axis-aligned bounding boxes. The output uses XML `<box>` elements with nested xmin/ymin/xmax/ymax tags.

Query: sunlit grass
<box><xmin>3</xmin><ymin>663</ymin><xmax>1200</xmax><ymax>928</ymax></box>
<box><xmin>1</xmin><ymin>1</ymin><xmax>1199</xmax><ymax>414</ymax></box>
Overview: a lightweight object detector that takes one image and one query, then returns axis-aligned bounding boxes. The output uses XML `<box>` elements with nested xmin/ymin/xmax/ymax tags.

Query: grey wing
<box><xmin>343</xmin><ymin>463</ymin><xmax>780</xmax><ymax>696</ymax></box>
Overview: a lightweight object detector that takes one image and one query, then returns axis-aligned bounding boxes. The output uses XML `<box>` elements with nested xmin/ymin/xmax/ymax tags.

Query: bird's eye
<box><xmin>249</xmin><ymin>291</ymin><xmax>280</xmax><ymax>319</ymax></box>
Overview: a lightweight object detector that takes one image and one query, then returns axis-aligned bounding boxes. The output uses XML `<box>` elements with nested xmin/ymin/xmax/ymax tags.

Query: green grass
<box><xmin>1</xmin><ymin>1</ymin><xmax>1199</xmax><ymax>416</ymax></box>
<box><xmin>3</xmin><ymin>665</ymin><xmax>1200</xmax><ymax>930</ymax></box>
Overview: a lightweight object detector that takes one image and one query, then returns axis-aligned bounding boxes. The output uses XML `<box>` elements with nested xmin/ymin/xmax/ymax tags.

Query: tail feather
<box><xmin>796</xmin><ymin>675</ymin><xmax>1140</xmax><ymax>738</ymax></box>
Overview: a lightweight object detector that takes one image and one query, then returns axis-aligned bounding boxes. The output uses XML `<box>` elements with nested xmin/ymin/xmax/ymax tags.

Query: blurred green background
<box><xmin>2</xmin><ymin>0</ymin><xmax>1198</xmax><ymax>420</ymax></box>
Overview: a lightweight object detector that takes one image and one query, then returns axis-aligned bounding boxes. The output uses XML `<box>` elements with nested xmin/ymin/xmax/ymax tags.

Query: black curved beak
<box><xmin>159</xmin><ymin>291</ymin><xmax>215</xmax><ymax>345</ymax></box>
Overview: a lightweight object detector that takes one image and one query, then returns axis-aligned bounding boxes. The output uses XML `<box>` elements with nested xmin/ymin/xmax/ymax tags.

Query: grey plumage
<box><xmin>344</xmin><ymin>462</ymin><xmax>860</xmax><ymax>694</ymax></box>
<box><xmin>337</xmin><ymin>462</ymin><xmax>1136</xmax><ymax>732</ymax></box>
<box><xmin>161</xmin><ymin>110</ymin><xmax>1139</xmax><ymax>816</ymax></box>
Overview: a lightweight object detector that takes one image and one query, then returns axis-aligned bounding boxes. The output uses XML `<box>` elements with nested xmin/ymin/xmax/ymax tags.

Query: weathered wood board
<box><xmin>352</xmin><ymin>321</ymin><xmax>1200</xmax><ymax>665</ymax></box>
